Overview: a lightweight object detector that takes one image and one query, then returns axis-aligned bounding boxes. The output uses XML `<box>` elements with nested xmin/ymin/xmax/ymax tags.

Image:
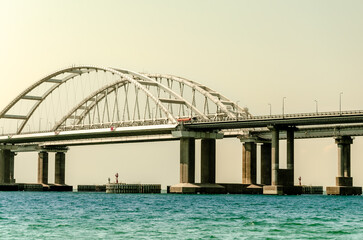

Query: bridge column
<box><xmin>9</xmin><ymin>152</ymin><xmax>15</xmax><ymax>183</ymax></box>
<box><xmin>263</xmin><ymin>127</ymin><xmax>283</xmax><ymax>194</ymax></box>
<box><xmin>260</xmin><ymin>142</ymin><xmax>271</xmax><ymax>185</ymax></box>
<box><xmin>55</xmin><ymin>152</ymin><xmax>65</xmax><ymax>185</ymax></box>
<box><xmin>38</xmin><ymin>151</ymin><xmax>49</xmax><ymax>184</ymax></box>
<box><xmin>0</xmin><ymin>150</ymin><xmax>16</xmax><ymax>184</ymax></box>
<box><xmin>180</xmin><ymin>138</ymin><xmax>195</xmax><ymax>184</ymax></box>
<box><xmin>327</xmin><ymin>136</ymin><xmax>362</xmax><ymax>195</ymax></box>
<box><xmin>284</xmin><ymin>127</ymin><xmax>295</xmax><ymax>186</ymax></box>
<box><xmin>271</xmin><ymin>127</ymin><xmax>279</xmax><ymax>186</ymax></box>
<box><xmin>201</xmin><ymin>138</ymin><xmax>215</xmax><ymax>184</ymax></box>
<box><xmin>242</xmin><ymin>141</ymin><xmax>257</xmax><ymax>184</ymax></box>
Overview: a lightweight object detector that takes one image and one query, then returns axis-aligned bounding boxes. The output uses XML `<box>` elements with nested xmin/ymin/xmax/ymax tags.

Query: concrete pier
<box><xmin>201</xmin><ymin>139</ymin><xmax>216</xmax><ymax>184</ymax></box>
<box><xmin>271</xmin><ymin>127</ymin><xmax>279</xmax><ymax>186</ymax></box>
<box><xmin>170</xmin><ymin>137</ymin><xmax>197</xmax><ymax>193</ymax></box>
<box><xmin>242</xmin><ymin>141</ymin><xmax>257</xmax><ymax>184</ymax></box>
<box><xmin>260</xmin><ymin>143</ymin><xmax>271</xmax><ymax>185</ymax></box>
<box><xmin>170</xmin><ymin>130</ymin><xmax>225</xmax><ymax>194</ymax></box>
<box><xmin>0</xmin><ymin>150</ymin><xmax>16</xmax><ymax>184</ymax></box>
<box><xmin>286</xmin><ymin>128</ymin><xmax>294</xmax><ymax>172</ymax></box>
<box><xmin>285</xmin><ymin>127</ymin><xmax>295</xmax><ymax>186</ymax></box>
<box><xmin>55</xmin><ymin>152</ymin><xmax>65</xmax><ymax>185</ymax></box>
<box><xmin>327</xmin><ymin>136</ymin><xmax>362</xmax><ymax>195</ymax></box>
<box><xmin>5</xmin><ymin>151</ymin><xmax>15</xmax><ymax>184</ymax></box>
<box><xmin>38</xmin><ymin>151</ymin><xmax>49</xmax><ymax>184</ymax></box>
<box><xmin>237</xmin><ymin>137</ymin><xmax>263</xmax><ymax>194</ymax></box>
<box><xmin>263</xmin><ymin>127</ymin><xmax>282</xmax><ymax>194</ymax></box>
<box><xmin>263</xmin><ymin>126</ymin><xmax>302</xmax><ymax>195</ymax></box>
<box><xmin>180</xmin><ymin>138</ymin><xmax>195</xmax><ymax>184</ymax></box>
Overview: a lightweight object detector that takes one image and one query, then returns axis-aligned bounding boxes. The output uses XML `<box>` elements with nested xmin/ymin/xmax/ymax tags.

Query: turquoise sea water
<box><xmin>0</xmin><ymin>192</ymin><xmax>362</xmax><ymax>239</ymax></box>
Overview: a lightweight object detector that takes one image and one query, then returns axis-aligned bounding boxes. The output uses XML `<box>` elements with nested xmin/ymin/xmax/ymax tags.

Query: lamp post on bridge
<box><xmin>339</xmin><ymin>92</ymin><xmax>343</xmax><ymax>115</ymax></box>
<box><xmin>314</xmin><ymin>100</ymin><xmax>318</xmax><ymax>114</ymax></box>
<box><xmin>268</xmin><ymin>103</ymin><xmax>272</xmax><ymax>116</ymax></box>
<box><xmin>236</xmin><ymin>101</ymin><xmax>240</xmax><ymax>120</ymax></box>
<box><xmin>282</xmin><ymin>97</ymin><xmax>286</xmax><ymax>117</ymax></box>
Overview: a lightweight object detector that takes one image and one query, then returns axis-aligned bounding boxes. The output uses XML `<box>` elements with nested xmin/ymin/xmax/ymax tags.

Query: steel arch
<box><xmin>145</xmin><ymin>73</ymin><xmax>250</xmax><ymax>119</ymax></box>
<box><xmin>0</xmin><ymin>65</ymin><xmax>177</xmax><ymax>133</ymax></box>
<box><xmin>0</xmin><ymin>65</ymin><xmax>251</xmax><ymax>134</ymax></box>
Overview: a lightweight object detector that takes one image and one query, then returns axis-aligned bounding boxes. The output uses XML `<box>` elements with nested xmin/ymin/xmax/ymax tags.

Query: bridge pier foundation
<box><xmin>38</xmin><ymin>151</ymin><xmax>48</xmax><ymax>184</ymax></box>
<box><xmin>327</xmin><ymin>136</ymin><xmax>362</xmax><ymax>195</ymax></box>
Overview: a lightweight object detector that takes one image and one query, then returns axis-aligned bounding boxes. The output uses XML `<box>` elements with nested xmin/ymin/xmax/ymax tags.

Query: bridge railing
<box><xmin>190</xmin><ymin>110</ymin><xmax>363</xmax><ymax>123</ymax></box>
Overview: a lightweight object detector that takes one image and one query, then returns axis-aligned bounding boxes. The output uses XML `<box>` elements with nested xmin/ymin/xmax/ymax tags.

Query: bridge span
<box><xmin>0</xmin><ymin>65</ymin><xmax>362</xmax><ymax>195</ymax></box>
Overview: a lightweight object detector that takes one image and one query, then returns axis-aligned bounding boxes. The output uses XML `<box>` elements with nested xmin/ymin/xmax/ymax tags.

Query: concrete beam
<box><xmin>172</xmin><ymin>131</ymin><xmax>223</xmax><ymax>139</ymax></box>
<box><xmin>244</xmin><ymin>124</ymin><xmax>363</xmax><ymax>140</ymax></box>
<box><xmin>0</xmin><ymin>144</ymin><xmax>68</xmax><ymax>153</ymax></box>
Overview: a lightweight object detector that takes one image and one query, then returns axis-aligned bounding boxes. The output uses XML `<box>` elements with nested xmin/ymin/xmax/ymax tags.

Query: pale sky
<box><xmin>1</xmin><ymin>0</ymin><xmax>363</xmax><ymax>189</ymax></box>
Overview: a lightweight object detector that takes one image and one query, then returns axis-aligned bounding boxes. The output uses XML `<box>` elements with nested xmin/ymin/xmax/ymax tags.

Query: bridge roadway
<box><xmin>1</xmin><ymin>110</ymin><xmax>363</xmax><ymax>146</ymax></box>
<box><xmin>185</xmin><ymin>110</ymin><xmax>363</xmax><ymax>130</ymax></box>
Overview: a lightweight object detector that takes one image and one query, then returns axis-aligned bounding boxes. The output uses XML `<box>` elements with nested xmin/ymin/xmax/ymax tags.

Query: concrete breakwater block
<box><xmin>106</xmin><ymin>183</ymin><xmax>161</xmax><ymax>194</ymax></box>
<box><xmin>47</xmin><ymin>184</ymin><xmax>73</xmax><ymax>192</ymax></box>
<box><xmin>77</xmin><ymin>185</ymin><xmax>106</xmax><ymax>192</ymax></box>
<box><xmin>301</xmin><ymin>186</ymin><xmax>323</xmax><ymax>194</ymax></box>
<box><xmin>0</xmin><ymin>184</ymin><xmax>19</xmax><ymax>191</ymax></box>
<box><xmin>18</xmin><ymin>184</ymin><xmax>44</xmax><ymax>191</ymax></box>
<box><xmin>218</xmin><ymin>184</ymin><xmax>263</xmax><ymax>194</ymax></box>
<box><xmin>263</xmin><ymin>185</ymin><xmax>303</xmax><ymax>195</ymax></box>
<box><xmin>169</xmin><ymin>183</ymin><xmax>264</xmax><ymax>194</ymax></box>
<box><xmin>0</xmin><ymin>183</ymin><xmax>46</xmax><ymax>191</ymax></box>
<box><xmin>0</xmin><ymin>183</ymin><xmax>72</xmax><ymax>192</ymax></box>
<box><xmin>169</xmin><ymin>183</ymin><xmax>226</xmax><ymax>194</ymax></box>
<box><xmin>326</xmin><ymin>186</ymin><xmax>362</xmax><ymax>195</ymax></box>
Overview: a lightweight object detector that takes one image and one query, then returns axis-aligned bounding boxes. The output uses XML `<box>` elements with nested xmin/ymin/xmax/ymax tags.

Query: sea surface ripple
<box><xmin>0</xmin><ymin>192</ymin><xmax>362</xmax><ymax>239</ymax></box>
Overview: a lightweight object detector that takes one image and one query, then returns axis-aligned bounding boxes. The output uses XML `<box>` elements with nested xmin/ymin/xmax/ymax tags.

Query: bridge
<box><xmin>0</xmin><ymin>65</ymin><xmax>362</xmax><ymax>195</ymax></box>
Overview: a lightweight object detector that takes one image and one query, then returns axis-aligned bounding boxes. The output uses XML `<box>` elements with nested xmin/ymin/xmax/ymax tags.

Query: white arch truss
<box><xmin>0</xmin><ymin>65</ymin><xmax>251</xmax><ymax>134</ymax></box>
